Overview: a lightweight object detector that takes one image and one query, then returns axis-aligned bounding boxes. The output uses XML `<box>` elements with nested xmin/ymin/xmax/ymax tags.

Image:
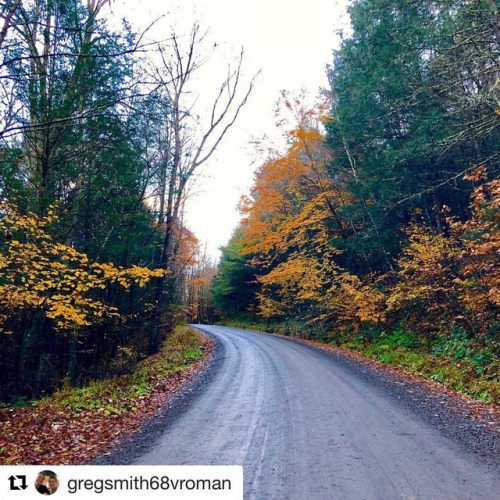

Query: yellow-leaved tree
<box><xmin>0</xmin><ymin>203</ymin><xmax>164</xmax><ymax>333</ymax></box>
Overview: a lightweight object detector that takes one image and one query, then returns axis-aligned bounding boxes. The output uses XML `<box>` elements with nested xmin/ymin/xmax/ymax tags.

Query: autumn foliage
<box><xmin>213</xmin><ymin>0</ymin><xmax>500</xmax><ymax>398</ymax></box>
<box><xmin>236</xmin><ymin>101</ymin><xmax>385</xmax><ymax>332</ymax></box>
<box><xmin>0</xmin><ymin>205</ymin><xmax>160</xmax><ymax>329</ymax></box>
<box><xmin>0</xmin><ymin>204</ymin><xmax>167</xmax><ymax>401</ymax></box>
<box><xmin>0</xmin><ymin>203</ymin><xmax>164</xmax><ymax>332</ymax></box>
<box><xmin>223</xmin><ymin>96</ymin><xmax>499</xmax><ymax>356</ymax></box>
<box><xmin>0</xmin><ymin>0</ymin><xmax>250</xmax><ymax>406</ymax></box>
<box><xmin>386</xmin><ymin>173</ymin><xmax>499</xmax><ymax>337</ymax></box>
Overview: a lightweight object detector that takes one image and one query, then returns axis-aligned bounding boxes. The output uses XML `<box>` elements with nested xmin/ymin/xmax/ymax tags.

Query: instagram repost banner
<box><xmin>0</xmin><ymin>465</ymin><xmax>243</xmax><ymax>500</ymax></box>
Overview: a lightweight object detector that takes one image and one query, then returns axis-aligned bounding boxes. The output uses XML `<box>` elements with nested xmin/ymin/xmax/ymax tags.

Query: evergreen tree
<box><xmin>212</xmin><ymin>227</ymin><xmax>260</xmax><ymax>320</ymax></box>
<box><xmin>326</xmin><ymin>0</ymin><xmax>499</xmax><ymax>272</ymax></box>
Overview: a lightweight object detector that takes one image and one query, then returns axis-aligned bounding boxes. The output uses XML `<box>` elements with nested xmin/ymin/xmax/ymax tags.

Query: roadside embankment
<box><xmin>0</xmin><ymin>326</ymin><xmax>215</xmax><ymax>465</ymax></box>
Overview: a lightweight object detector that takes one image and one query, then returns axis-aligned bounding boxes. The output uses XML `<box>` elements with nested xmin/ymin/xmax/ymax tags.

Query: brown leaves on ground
<box><xmin>0</xmin><ymin>335</ymin><xmax>215</xmax><ymax>465</ymax></box>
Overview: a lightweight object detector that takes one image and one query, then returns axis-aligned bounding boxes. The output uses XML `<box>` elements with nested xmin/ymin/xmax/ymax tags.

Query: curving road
<box><xmin>133</xmin><ymin>325</ymin><xmax>499</xmax><ymax>499</ymax></box>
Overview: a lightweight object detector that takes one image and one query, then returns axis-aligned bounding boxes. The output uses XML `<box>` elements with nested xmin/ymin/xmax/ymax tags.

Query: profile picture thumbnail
<box><xmin>35</xmin><ymin>470</ymin><xmax>59</xmax><ymax>495</ymax></box>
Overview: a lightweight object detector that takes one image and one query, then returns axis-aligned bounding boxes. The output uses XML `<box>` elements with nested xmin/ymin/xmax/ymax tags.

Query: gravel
<box><xmin>283</xmin><ymin>335</ymin><xmax>499</xmax><ymax>472</ymax></box>
<box><xmin>93</xmin><ymin>328</ymin><xmax>498</xmax><ymax>475</ymax></box>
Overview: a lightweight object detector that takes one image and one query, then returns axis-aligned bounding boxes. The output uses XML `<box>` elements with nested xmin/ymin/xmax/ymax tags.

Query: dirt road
<box><xmin>130</xmin><ymin>325</ymin><xmax>499</xmax><ymax>499</ymax></box>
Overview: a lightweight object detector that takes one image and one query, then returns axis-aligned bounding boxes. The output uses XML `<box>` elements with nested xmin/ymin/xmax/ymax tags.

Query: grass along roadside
<box><xmin>340</xmin><ymin>328</ymin><xmax>499</xmax><ymax>404</ymax></box>
<box><xmin>0</xmin><ymin>325</ymin><xmax>213</xmax><ymax>465</ymax></box>
<box><xmin>219</xmin><ymin>320</ymin><xmax>499</xmax><ymax>405</ymax></box>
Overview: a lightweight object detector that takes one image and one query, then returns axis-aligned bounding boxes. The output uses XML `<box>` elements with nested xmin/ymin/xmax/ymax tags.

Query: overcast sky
<box><xmin>110</xmin><ymin>0</ymin><xmax>350</xmax><ymax>260</ymax></box>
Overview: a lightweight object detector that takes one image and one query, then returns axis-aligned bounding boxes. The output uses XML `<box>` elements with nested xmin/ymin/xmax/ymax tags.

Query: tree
<box><xmin>212</xmin><ymin>227</ymin><xmax>260</xmax><ymax>321</ymax></box>
<box><xmin>325</xmin><ymin>0</ymin><xmax>500</xmax><ymax>272</ymax></box>
<box><xmin>0</xmin><ymin>0</ymin><xmax>21</xmax><ymax>51</ymax></box>
<box><xmin>147</xmin><ymin>22</ymin><xmax>258</xmax><ymax>351</ymax></box>
<box><xmin>235</xmin><ymin>98</ymin><xmax>376</xmax><ymax>326</ymax></box>
<box><xmin>1</xmin><ymin>1</ymin><xmax>134</xmax><ymax>213</ymax></box>
<box><xmin>0</xmin><ymin>202</ymin><xmax>162</xmax><ymax>399</ymax></box>
<box><xmin>0</xmin><ymin>1</ymin><xmax>180</xmax><ymax>400</ymax></box>
<box><xmin>0</xmin><ymin>0</ymin><xmax>163</xmax><ymax>319</ymax></box>
<box><xmin>215</xmin><ymin>0</ymin><xmax>499</xmax><ymax>349</ymax></box>
<box><xmin>186</xmin><ymin>248</ymin><xmax>217</xmax><ymax>324</ymax></box>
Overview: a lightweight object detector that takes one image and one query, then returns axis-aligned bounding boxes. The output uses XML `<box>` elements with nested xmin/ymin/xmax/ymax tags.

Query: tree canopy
<box><xmin>0</xmin><ymin>0</ymin><xmax>254</xmax><ymax>402</ymax></box>
<box><xmin>213</xmin><ymin>0</ymin><xmax>499</xmax><ymax>356</ymax></box>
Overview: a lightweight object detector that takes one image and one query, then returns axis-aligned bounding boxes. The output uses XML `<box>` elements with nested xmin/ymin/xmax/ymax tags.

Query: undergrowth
<box><xmin>340</xmin><ymin>326</ymin><xmax>499</xmax><ymax>403</ymax></box>
<box><xmin>36</xmin><ymin>325</ymin><xmax>204</xmax><ymax>415</ymax></box>
<box><xmin>0</xmin><ymin>326</ymin><xmax>206</xmax><ymax>465</ymax></box>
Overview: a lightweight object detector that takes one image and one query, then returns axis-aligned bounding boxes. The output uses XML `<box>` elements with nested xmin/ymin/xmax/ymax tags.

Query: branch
<box><xmin>192</xmin><ymin>67</ymin><xmax>259</xmax><ymax>170</ymax></box>
<box><xmin>0</xmin><ymin>0</ymin><xmax>21</xmax><ymax>51</ymax></box>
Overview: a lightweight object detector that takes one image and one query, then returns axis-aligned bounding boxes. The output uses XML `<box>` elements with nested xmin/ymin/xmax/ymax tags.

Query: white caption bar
<box><xmin>0</xmin><ymin>465</ymin><xmax>243</xmax><ymax>500</ymax></box>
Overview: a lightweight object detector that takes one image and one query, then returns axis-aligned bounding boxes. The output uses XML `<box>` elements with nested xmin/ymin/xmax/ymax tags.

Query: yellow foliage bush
<box><xmin>386</xmin><ymin>174</ymin><xmax>499</xmax><ymax>336</ymax></box>
<box><xmin>0</xmin><ymin>203</ymin><xmax>164</xmax><ymax>332</ymax></box>
<box><xmin>322</xmin><ymin>273</ymin><xmax>385</xmax><ymax>332</ymax></box>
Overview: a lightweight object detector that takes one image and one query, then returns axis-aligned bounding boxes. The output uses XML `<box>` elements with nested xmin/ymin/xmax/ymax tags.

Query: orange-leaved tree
<box><xmin>239</xmin><ymin>97</ymin><xmax>382</xmax><ymax>328</ymax></box>
<box><xmin>385</xmin><ymin>167</ymin><xmax>499</xmax><ymax>337</ymax></box>
<box><xmin>451</xmin><ymin>169</ymin><xmax>499</xmax><ymax>335</ymax></box>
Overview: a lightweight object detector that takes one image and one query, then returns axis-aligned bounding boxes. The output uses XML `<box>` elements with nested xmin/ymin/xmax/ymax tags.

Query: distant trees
<box><xmin>211</xmin><ymin>227</ymin><xmax>260</xmax><ymax>320</ymax></box>
<box><xmin>185</xmin><ymin>247</ymin><xmax>217</xmax><ymax>324</ymax></box>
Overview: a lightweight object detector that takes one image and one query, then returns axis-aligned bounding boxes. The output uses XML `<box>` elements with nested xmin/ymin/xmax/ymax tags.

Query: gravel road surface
<box><xmin>107</xmin><ymin>325</ymin><xmax>499</xmax><ymax>499</ymax></box>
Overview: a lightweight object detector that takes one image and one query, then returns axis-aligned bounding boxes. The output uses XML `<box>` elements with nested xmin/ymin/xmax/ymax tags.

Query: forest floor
<box><xmin>0</xmin><ymin>326</ymin><xmax>215</xmax><ymax>465</ymax></box>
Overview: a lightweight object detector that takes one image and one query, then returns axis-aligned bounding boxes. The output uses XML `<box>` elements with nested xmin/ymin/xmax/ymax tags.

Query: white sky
<box><xmin>109</xmin><ymin>0</ymin><xmax>350</xmax><ymax>260</ymax></box>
